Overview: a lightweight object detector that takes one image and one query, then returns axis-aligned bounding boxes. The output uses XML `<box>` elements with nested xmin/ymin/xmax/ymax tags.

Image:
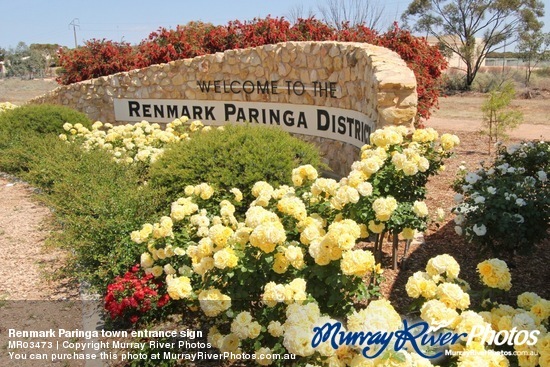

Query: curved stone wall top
<box><xmin>31</xmin><ymin>41</ymin><xmax>417</xmax><ymax>176</ymax></box>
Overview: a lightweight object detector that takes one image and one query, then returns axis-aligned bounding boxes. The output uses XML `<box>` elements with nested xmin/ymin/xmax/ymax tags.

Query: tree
<box><xmin>402</xmin><ymin>0</ymin><xmax>545</xmax><ymax>90</ymax></box>
<box><xmin>481</xmin><ymin>81</ymin><xmax>523</xmax><ymax>154</ymax></box>
<box><xmin>517</xmin><ymin>30</ymin><xmax>550</xmax><ymax>86</ymax></box>
<box><xmin>318</xmin><ymin>0</ymin><xmax>385</xmax><ymax>31</ymax></box>
<box><xmin>287</xmin><ymin>3</ymin><xmax>316</xmax><ymax>24</ymax></box>
<box><xmin>5</xmin><ymin>42</ymin><xmax>50</xmax><ymax>79</ymax></box>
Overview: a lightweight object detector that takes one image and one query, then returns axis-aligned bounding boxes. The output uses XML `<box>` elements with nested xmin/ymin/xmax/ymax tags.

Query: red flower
<box><xmin>104</xmin><ymin>264</ymin><xmax>169</xmax><ymax>324</ymax></box>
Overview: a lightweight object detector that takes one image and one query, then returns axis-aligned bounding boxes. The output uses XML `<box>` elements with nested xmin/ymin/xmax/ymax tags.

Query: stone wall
<box><xmin>31</xmin><ymin>41</ymin><xmax>417</xmax><ymax>176</ymax></box>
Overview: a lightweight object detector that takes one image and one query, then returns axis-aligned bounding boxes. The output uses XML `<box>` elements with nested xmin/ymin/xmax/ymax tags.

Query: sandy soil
<box><xmin>428</xmin><ymin>117</ymin><xmax>550</xmax><ymax>140</ymax></box>
<box><xmin>0</xmin><ymin>177</ymin><xmax>79</xmax><ymax>300</ymax></box>
<box><xmin>0</xmin><ymin>176</ymin><xmax>85</xmax><ymax>367</ymax></box>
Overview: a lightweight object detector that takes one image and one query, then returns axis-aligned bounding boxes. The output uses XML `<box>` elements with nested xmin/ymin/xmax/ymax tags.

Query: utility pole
<box><xmin>69</xmin><ymin>18</ymin><xmax>80</xmax><ymax>48</ymax></box>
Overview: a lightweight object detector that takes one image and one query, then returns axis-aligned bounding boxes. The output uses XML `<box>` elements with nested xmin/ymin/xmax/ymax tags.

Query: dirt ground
<box><xmin>0</xmin><ymin>78</ymin><xmax>548</xmax><ymax>365</ymax></box>
<box><xmin>375</xmin><ymin>129</ymin><xmax>550</xmax><ymax>314</ymax></box>
<box><xmin>0</xmin><ymin>78</ymin><xmax>58</xmax><ymax>105</ymax></box>
<box><xmin>0</xmin><ymin>175</ymin><xmax>85</xmax><ymax>367</ymax></box>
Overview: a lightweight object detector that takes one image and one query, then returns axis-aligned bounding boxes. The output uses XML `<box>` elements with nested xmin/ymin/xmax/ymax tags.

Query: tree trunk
<box><xmin>392</xmin><ymin>231</ymin><xmax>399</xmax><ymax>270</ymax></box>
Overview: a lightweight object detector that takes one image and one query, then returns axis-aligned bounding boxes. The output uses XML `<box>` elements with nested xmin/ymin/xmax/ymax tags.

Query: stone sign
<box><xmin>114</xmin><ymin>99</ymin><xmax>372</xmax><ymax>149</ymax></box>
<box><xmin>32</xmin><ymin>41</ymin><xmax>417</xmax><ymax>175</ymax></box>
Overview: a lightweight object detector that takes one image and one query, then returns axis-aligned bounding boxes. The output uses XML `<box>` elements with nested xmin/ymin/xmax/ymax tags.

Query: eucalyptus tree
<box><xmin>402</xmin><ymin>0</ymin><xmax>545</xmax><ymax>89</ymax></box>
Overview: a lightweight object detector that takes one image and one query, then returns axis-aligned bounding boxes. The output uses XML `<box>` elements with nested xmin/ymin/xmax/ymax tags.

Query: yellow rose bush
<box><xmin>105</xmin><ymin>127</ymin><xmax>465</xmax><ymax>366</ymax></box>
<box><xmin>405</xmin><ymin>255</ymin><xmax>549</xmax><ymax>367</ymax></box>
<box><xmin>339</xmin><ymin>126</ymin><xmax>459</xmax><ymax>267</ymax></box>
<box><xmin>60</xmin><ymin>116</ymin><xmax>208</xmax><ymax>165</ymax></box>
<box><xmin>0</xmin><ymin>102</ymin><xmax>18</xmax><ymax>113</ymax></box>
<box><xmin>122</xmin><ymin>174</ymin><xmax>385</xmax><ymax>366</ymax></box>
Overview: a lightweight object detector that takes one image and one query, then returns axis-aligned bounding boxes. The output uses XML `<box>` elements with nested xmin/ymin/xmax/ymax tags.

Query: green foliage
<box><xmin>0</xmin><ymin>105</ymin><xmax>91</xmax><ymax>174</ymax></box>
<box><xmin>0</xmin><ymin>103</ymin><xmax>91</xmax><ymax>138</ymax></box>
<box><xmin>26</xmin><ymin>144</ymin><xmax>166</xmax><ymax>290</ymax></box>
<box><xmin>471</xmin><ymin>72</ymin><xmax>510</xmax><ymax>93</ymax></box>
<box><xmin>150</xmin><ymin>124</ymin><xmax>324</xmax><ymax>206</ymax></box>
<box><xmin>453</xmin><ymin>141</ymin><xmax>549</xmax><ymax>257</ymax></box>
<box><xmin>517</xmin><ymin>30</ymin><xmax>550</xmax><ymax>86</ymax></box>
<box><xmin>481</xmin><ymin>82</ymin><xmax>523</xmax><ymax>154</ymax></box>
<box><xmin>4</xmin><ymin>41</ymin><xmax>53</xmax><ymax>79</ymax></box>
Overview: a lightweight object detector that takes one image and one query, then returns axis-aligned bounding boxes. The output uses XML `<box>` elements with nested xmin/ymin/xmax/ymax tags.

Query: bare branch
<box><xmin>318</xmin><ymin>0</ymin><xmax>385</xmax><ymax>31</ymax></box>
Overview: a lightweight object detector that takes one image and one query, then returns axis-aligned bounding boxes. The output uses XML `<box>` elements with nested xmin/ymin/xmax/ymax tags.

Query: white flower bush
<box><xmin>453</xmin><ymin>141</ymin><xmax>549</xmax><ymax>255</ymax></box>
<box><xmin>60</xmin><ymin>116</ymin><xmax>211</xmax><ymax>165</ymax></box>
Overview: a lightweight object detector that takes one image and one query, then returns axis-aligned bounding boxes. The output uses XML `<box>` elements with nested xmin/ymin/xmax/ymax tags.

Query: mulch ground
<box><xmin>375</xmin><ymin>129</ymin><xmax>550</xmax><ymax>315</ymax></box>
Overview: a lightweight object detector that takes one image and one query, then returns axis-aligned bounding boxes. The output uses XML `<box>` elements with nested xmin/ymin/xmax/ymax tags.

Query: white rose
<box><xmin>515</xmin><ymin>198</ymin><xmax>526</xmax><ymax>207</ymax></box>
<box><xmin>454</xmin><ymin>193</ymin><xmax>464</xmax><ymax>204</ymax></box>
<box><xmin>472</xmin><ymin>224</ymin><xmax>487</xmax><ymax>236</ymax></box>
<box><xmin>465</xmin><ymin>173</ymin><xmax>480</xmax><ymax>184</ymax></box>
<box><xmin>454</xmin><ymin>214</ymin><xmax>465</xmax><ymax>225</ymax></box>
<box><xmin>506</xmin><ymin>144</ymin><xmax>520</xmax><ymax>154</ymax></box>
<box><xmin>474</xmin><ymin>195</ymin><xmax>486</xmax><ymax>204</ymax></box>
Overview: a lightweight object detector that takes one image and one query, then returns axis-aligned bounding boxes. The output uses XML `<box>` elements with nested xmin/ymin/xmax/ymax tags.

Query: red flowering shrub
<box><xmin>56</xmin><ymin>18</ymin><xmax>447</xmax><ymax>123</ymax></box>
<box><xmin>289</xmin><ymin>18</ymin><xmax>336</xmax><ymax>41</ymax></box>
<box><xmin>136</xmin><ymin>21</ymin><xmax>216</xmax><ymax>66</ymax></box>
<box><xmin>104</xmin><ymin>265</ymin><xmax>170</xmax><ymax>324</ymax></box>
<box><xmin>56</xmin><ymin>39</ymin><xmax>139</xmax><ymax>85</ymax></box>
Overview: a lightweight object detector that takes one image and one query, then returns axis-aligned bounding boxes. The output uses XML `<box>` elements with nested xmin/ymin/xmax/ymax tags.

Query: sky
<box><xmin>0</xmin><ymin>0</ymin><xmax>406</xmax><ymax>48</ymax></box>
<box><xmin>1</xmin><ymin>0</ymin><xmax>549</xmax><ymax>50</ymax></box>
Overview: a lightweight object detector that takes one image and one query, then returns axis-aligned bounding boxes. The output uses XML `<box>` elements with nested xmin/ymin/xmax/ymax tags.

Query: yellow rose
<box><xmin>268</xmin><ymin>321</ymin><xmax>284</xmax><ymax>337</ymax></box>
<box><xmin>340</xmin><ymin>250</ymin><xmax>375</xmax><ymax>277</ymax></box>
<box><xmin>372</xmin><ymin>197</ymin><xmax>398</xmax><ymax>221</ymax></box>
<box><xmin>140</xmin><ymin>252</ymin><xmax>154</xmax><ymax>268</ymax></box>
<box><xmin>166</xmin><ymin>275</ymin><xmax>193</xmax><ymax>300</ymax></box>
<box><xmin>367</xmin><ymin>220</ymin><xmax>385</xmax><ymax>234</ymax></box>
<box><xmin>401</xmin><ymin>228</ymin><xmax>416</xmax><ymax>240</ymax></box>
<box><xmin>412</xmin><ymin>201</ymin><xmax>429</xmax><ymax>217</ymax></box>
<box><xmin>213</xmin><ymin>247</ymin><xmax>238</xmax><ymax>269</ymax></box>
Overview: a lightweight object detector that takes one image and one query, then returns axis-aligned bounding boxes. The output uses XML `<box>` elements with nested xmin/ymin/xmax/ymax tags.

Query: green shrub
<box><xmin>0</xmin><ymin>103</ymin><xmax>92</xmax><ymax>137</ymax></box>
<box><xmin>24</xmin><ymin>141</ymin><xmax>167</xmax><ymax>290</ymax></box>
<box><xmin>37</xmin><ymin>144</ymin><xmax>166</xmax><ymax>289</ymax></box>
<box><xmin>149</xmin><ymin>124</ymin><xmax>324</xmax><ymax>205</ymax></box>
<box><xmin>0</xmin><ymin>130</ymin><xmax>166</xmax><ymax>290</ymax></box>
<box><xmin>471</xmin><ymin>72</ymin><xmax>507</xmax><ymax>93</ymax></box>
<box><xmin>453</xmin><ymin>141</ymin><xmax>549</xmax><ymax>257</ymax></box>
<box><xmin>0</xmin><ymin>104</ymin><xmax>92</xmax><ymax>173</ymax></box>
<box><xmin>441</xmin><ymin>71</ymin><xmax>468</xmax><ymax>93</ymax></box>
<box><xmin>534</xmin><ymin>66</ymin><xmax>550</xmax><ymax>78</ymax></box>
